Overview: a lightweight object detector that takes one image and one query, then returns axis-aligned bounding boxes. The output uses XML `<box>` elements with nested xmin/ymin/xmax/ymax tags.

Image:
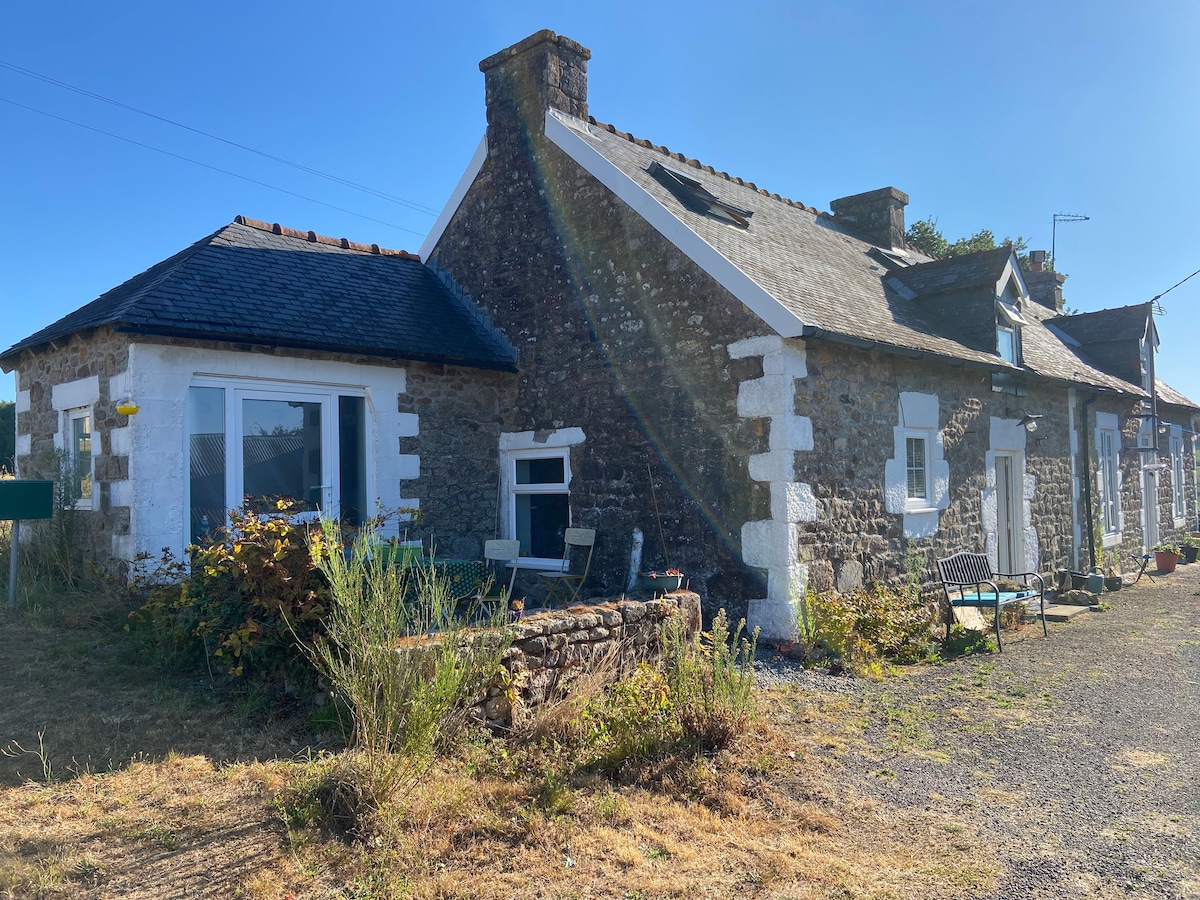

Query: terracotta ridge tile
<box><xmin>233</xmin><ymin>215</ymin><xmax>419</xmax><ymax>259</ymax></box>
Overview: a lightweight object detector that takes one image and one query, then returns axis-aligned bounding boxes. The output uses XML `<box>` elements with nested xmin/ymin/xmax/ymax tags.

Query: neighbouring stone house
<box><xmin>4</xmin><ymin>31</ymin><xmax>1196</xmax><ymax>637</ymax></box>
<box><xmin>421</xmin><ymin>30</ymin><xmax>1198</xmax><ymax>635</ymax></box>
<box><xmin>0</xmin><ymin>216</ymin><xmax>517</xmax><ymax>566</ymax></box>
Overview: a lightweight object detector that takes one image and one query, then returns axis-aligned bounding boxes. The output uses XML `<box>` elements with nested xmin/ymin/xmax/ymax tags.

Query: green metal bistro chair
<box><xmin>475</xmin><ymin>539</ymin><xmax>521</xmax><ymax>606</ymax></box>
<box><xmin>537</xmin><ymin>527</ymin><xmax>596</xmax><ymax>607</ymax></box>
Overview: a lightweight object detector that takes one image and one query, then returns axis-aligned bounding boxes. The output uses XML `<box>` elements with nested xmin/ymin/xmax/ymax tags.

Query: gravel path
<box><xmin>759</xmin><ymin>563</ymin><xmax>1200</xmax><ymax>899</ymax></box>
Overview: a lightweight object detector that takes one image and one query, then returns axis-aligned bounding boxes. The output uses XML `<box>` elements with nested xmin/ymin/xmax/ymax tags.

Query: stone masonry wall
<box><xmin>13</xmin><ymin>327</ymin><xmax>132</xmax><ymax>563</ymax></box>
<box><xmin>398</xmin><ymin>361</ymin><xmax>516</xmax><ymax>559</ymax></box>
<box><xmin>471</xmin><ymin>591</ymin><xmax>701</xmax><ymax>728</ymax></box>
<box><xmin>795</xmin><ymin>345</ymin><xmax>1076</xmax><ymax>592</ymax></box>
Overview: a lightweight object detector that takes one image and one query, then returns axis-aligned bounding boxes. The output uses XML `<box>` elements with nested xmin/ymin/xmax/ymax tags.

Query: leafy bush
<box><xmin>300</xmin><ymin>519</ymin><xmax>512</xmax><ymax>833</ymax></box>
<box><xmin>129</xmin><ymin>499</ymin><xmax>329</xmax><ymax>688</ymax></box>
<box><xmin>809</xmin><ymin>582</ymin><xmax>938</xmax><ymax>675</ymax></box>
<box><xmin>561</xmin><ymin>608</ymin><xmax>758</xmax><ymax>779</ymax></box>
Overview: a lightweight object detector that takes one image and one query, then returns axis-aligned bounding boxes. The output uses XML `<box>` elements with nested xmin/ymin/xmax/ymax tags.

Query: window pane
<box><xmin>515</xmin><ymin>492</ymin><xmax>569</xmax><ymax>558</ymax></box>
<box><xmin>906</xmin><ymin>436</ymin><xmax>927</xmax><ymax>499</ymax></box>
<box><xmin>339</xmin><ymin>396</ymin><xmax>366</xmax><ymax>526</ymax></box>
<box><xmin>242</xmin><ymin>398</ymin><xmax>322</xmax><ymax>511</ymax></box>
<box><xmin>189</xmin><ymin>387</ymin><xmax>225</xmax><ymax>541</ymax></box>
<box><xmin>997</xmin><ymin>328</ymin><xmax>1015</xmax><ymax>363</ymax></box>
<box><xmin>516</xmin><ymin>456</ymin><xmax>565</xmax><ymax>485</ymax></box>
<box><xmin>72</xmin><ymin>415</ymin><xmax>92</xmax><ymax>501</ymax></box>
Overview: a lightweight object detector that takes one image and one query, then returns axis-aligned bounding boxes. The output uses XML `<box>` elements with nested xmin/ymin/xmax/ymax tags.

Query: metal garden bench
<box><xmin>936</xmin><ymin>551</ymin><xmax>1047</xmax><ymax>651</ymax></box>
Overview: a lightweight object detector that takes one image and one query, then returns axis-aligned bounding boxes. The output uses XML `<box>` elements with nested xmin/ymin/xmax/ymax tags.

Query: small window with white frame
<box><xmin>509</xmin><ymin>448</ymin><xmax>571</xmax><ymax>564</ymax></box>
<box><xmin>65</xmin><ymin>407</ymin><xmax>94</xmax><ymax>509</ymax></box>
<box><xmin>905</xmin><ymin>432</ymin><xmax>930</xmax><ymax>507</ymax></box>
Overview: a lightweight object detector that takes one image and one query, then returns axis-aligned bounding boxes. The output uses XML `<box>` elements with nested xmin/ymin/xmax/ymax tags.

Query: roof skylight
<box><xmin>648</xmin><ymin>161</ymin><xmax>754</xmax><ymax>229</ymax></box>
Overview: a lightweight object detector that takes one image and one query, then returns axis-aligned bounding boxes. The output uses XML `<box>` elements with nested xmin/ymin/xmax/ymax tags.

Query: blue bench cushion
<box><xmin>950</xmin><ymin>590</ymin><xmax>1035</xmax><ymax>606</ymax></box>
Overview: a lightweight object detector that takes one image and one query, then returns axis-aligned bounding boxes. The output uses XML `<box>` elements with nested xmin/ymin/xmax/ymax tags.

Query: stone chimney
<box><xmin>829</xmin><ymin>186</ymin><xmax>909</xmax><ymax>249</ymax></box>
<box><xmin>479</xmin><ymin>30</ymin><xmax>591</xmax><ymax>150</ymax></box>
<box><xmin>1025</xmin><ymin>252</ymin><xmax>1066</xmax><ymax>312</ymax></box>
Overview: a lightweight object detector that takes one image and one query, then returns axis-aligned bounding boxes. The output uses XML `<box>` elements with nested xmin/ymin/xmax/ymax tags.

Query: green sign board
<box><xmin>0</xmin><ymin>480</ymin><xmax>54</xmax><ymax>521</ymax></box>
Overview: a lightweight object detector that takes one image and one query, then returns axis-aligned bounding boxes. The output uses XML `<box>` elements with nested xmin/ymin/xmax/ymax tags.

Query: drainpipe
<box><xmin>1080</xmin><ymin>394</ymin><xmax>1099</xmax><ymax>571</ymax></box>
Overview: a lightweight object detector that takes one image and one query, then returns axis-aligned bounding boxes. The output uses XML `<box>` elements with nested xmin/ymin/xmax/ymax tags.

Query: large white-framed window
<box><xmin>187</xmin><ymin>379</ymin><xmax>368</xmax><ymax>542</ymax></box>
<box><xmin>1096</xmin><ymin>414</ymin><xmax>1121</xmax><ymax>539</ymax></box>
<box><xmin>65</xmin><ymin>407</ymin><xmax>94</xmax><ymax>510</ymax></box>
<box><xmin>499</xmin><ymin>428</ymin><xmax>586</xmax><ymax>568</ymax></box>
<box><xmin>1170</xmin><ymin>428</ymin><xmax>1185</xmax><ymax>521</ymax></box>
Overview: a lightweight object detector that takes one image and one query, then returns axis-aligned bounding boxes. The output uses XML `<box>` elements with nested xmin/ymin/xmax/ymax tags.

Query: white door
<box><xmin>1143</xmin><ymin>468</ymin><xmax>1160</xmax><ymax>551</ymax></box>
<box><xmin>995</xmin><ymin>453</ymin><xmax>1020</xmax><ymax>573</ymax></box>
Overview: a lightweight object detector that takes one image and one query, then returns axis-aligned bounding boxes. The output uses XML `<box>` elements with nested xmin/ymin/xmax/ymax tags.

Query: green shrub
<box><xmin>809</xmin><ymin>582</ymin><xmax>938</xmax><ymax>675</ymax></box>
<box><xmin>129</xmin><ymin>499</ymin><xmax>329</xmax><ymax>688</ymax></box>
<box><xmin>565</xmin><ymin>608</ymin><xmax>758</xmax><ymax>778</ymax></box>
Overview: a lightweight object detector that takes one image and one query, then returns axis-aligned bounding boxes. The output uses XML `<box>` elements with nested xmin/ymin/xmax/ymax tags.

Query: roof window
<box><xmin>648</xmin><ymin>161</ymin><xmax>753</xmax><ymax>229</ymax></box>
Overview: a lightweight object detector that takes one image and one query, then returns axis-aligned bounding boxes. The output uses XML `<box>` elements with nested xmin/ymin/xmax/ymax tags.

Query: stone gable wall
<box><xmin>431</xmin><ymin>120</ymin><xmax>774</xmax><ymax>622</ymax></box>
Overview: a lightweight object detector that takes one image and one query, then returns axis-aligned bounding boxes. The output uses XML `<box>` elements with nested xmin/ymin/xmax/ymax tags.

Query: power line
<box><xmin>1148</xmin><ymin>266</ymin><xmax>1200</xmax><ymax>313</ymax></box>
<box><xmin>0</xmin><ymin>59</ymin><xmax>441</xmax><ymax>217</ymax></box>
<box><xmin>0</xmin><ymin>96</ymin><xmax>427</xmax><ymax>237</ymax></box>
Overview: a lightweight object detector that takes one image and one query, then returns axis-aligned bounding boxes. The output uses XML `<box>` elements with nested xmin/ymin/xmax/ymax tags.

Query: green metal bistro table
<box><xmin>401</xmin><ymin>558</ymin><xmax>489</xmax><ymax>602</ymax></box>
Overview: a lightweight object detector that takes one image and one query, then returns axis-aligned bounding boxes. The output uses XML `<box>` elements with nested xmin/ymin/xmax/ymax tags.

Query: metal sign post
<box><xmin>0</xmin><ymin>481</ymin><xmax>55</xmax><ymax>607</ymax></box>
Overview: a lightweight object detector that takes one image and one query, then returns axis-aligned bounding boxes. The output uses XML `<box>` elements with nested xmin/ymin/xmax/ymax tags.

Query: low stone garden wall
<box><xmin>474</xmin><ymin>592</ymin><xmax>702</xmax><ymax>728</ymax></box>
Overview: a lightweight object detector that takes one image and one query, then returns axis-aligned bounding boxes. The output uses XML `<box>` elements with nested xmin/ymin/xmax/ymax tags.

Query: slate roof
<box><xmin>887</xmin><ymin>247</ymin><xmax>1014</xmax><ymax>297</ymax></box>
<box><xmin>0</xmin><ymin>217</ymin><xmax>517</xmax><ymax>371</ymax></box>
<box><xmin>548</xmin><ymin>111</ymin><xmax>1144</xmax><ymax>397</ymax></box>
<box><xmin>1047</xmin><ymin>303</ymin><xmax>1153</xmax><ymax>345</ymax></box>
<box><xmin>1157</xmin><ymin>379</ymin><xmax>1199</xmax><ymax>411</ymax></box>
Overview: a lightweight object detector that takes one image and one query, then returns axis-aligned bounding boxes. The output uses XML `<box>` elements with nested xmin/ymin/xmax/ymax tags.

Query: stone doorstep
<box><xmin>1040</xmin><ymin>603</ymin><xmax>1093</xmax><ymax>623</ymax></box>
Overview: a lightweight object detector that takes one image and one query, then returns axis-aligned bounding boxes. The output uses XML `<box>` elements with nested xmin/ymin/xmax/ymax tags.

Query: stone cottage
<box><xmin>5</xmin><ymin>31</ymin><xmax>1196</xmax><ymax>636</ymax></box>
<box><xmin>0</xmin><ymin>216</ymin><xmax>517</xmax><ymax>565</ymax></box>
<box><xmin>421</xmin><ymin>30</ymin><xmax>1197</xmax><ymax>635</ymax></box>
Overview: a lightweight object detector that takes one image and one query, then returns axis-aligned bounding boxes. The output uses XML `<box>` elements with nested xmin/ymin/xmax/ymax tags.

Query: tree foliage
<box><xmin>0</xmin><ymin>401</ymin><xmax>14</xmax><ymax>473</ymax></box>
<box><xmin>906</xmin><ymin>217</ymin><xmax>1031</xmax><ymax>270</ymax></box>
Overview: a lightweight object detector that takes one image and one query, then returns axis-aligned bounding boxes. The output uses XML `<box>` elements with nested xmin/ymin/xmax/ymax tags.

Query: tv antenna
<box><xmin>1051</xmin><ymin>213</ymin><xmax>1089</xmax><ymax>267</ymax></box>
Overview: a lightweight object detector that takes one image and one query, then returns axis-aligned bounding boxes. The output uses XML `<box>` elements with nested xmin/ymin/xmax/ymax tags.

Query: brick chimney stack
<box><xmin>479</xmin><ymin>30</ymin><xmax>591</xmax><ymax>150</ymax></box>
<box><xmin>829</xmin><ymin>187</ymin><xmax>909</xmax><ymax>249</ymax></box>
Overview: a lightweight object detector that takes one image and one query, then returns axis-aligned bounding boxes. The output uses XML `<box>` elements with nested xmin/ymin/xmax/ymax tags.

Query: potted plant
<box><xmin>637</xmin><ymin>567</ymin><xmax>684</xmax><ymax>595</ymax></box>
<box><xmin>1181</xmin><ymin>536</ymin><xmax>1200</xmax><ymax>565</ymax></box>
<box><xmin>1153</xmin><ymin>544</ymin><xmax>1179</xmax><ymax>575</ymax></box>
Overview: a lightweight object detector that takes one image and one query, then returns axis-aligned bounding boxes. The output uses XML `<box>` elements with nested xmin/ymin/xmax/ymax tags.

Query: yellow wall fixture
<box><xmin>116</xmin><ymin>393</ymin><xmax>140</xmax><ymax>416</ymax></box>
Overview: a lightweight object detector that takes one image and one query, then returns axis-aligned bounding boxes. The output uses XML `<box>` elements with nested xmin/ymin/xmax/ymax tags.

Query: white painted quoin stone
<box><xmin>729</xmin><ymin>335</ymin><xmax>815</xmax><ymax>641</ymax></box>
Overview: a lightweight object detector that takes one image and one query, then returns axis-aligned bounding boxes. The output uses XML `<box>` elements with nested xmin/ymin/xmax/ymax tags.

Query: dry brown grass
<box><xmin>0</xmin><ymin>589</ymin><xmax>1000</xmax><ymax>900</ymax></box>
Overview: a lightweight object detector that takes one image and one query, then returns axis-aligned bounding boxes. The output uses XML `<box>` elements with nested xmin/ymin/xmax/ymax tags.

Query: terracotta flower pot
<box><xmin>1154</xmin><ymin>551</ymin><xmax>1178</xmax><ymax>575</ymax></box>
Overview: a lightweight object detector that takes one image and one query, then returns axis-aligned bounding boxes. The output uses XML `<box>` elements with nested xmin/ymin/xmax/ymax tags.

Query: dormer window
<box><xmin>995</xmin><ymin>299</ymin><xmax>1026</xmax><ymax>365</ymax></box>
<box><xmin>648</xmin><ymin>161</ymin><xmax>754</xmax><ymax>229</ymax></box>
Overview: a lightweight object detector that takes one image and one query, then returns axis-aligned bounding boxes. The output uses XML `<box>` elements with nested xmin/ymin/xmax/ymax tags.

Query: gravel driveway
<box><xmin>760</xmin><ymin>562</ymin><xmax>1200</xmax><ymax>899</ymax></box>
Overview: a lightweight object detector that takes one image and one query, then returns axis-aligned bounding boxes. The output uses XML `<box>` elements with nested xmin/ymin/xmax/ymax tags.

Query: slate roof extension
<box><xmin>0</xmin><ymin>217</ymin><xmax>517</xmax><ymax>372</ymax></box>
<box><xmin>546</xmin><ymin>111</ymin><xmax>1144</xmax><ymax>398</ymax></box>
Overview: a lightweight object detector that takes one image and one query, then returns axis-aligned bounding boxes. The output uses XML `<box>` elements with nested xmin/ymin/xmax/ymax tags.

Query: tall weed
<box><xmin>301</xmin><ymin>520</ymin><xmax>512</xmax><ymax>830</ymax></box>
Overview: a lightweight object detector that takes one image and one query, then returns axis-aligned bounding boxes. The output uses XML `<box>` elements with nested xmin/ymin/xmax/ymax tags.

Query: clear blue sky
<box><xmin>2</xmin><ymin>1</ymin><xmax>1197</xmax><ymax>406</ymax></box>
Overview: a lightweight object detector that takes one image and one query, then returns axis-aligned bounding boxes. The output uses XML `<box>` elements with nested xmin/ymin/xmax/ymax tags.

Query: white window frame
<box><xmin>996</xmin><ymin>325</ymin><xmax>1017</xmax><ymax>365</ymax></box>
<box><xmin>1096</xmin><ymin>414</ymin><xmax>1121</xmax><ymax>541</ymax></box>
<box><xmin>64</xmin><ymin>406</ymin><xmax>95</xmax><ymax>511</ymax></box>
<box><xmin>187</xmin><ymin>377</ymin><xmax>369</xmax><ymax>527</ymax></box>
<box><xmin>904</xmin><ymin>430</ymin><xmax>932</xmax><ymax>511</ymax></box>
<box><xmin>884</xmin><ymin>393</ymin><xmax>949</xmax><ymax>538</ymax></box>
<box><xmin>499</xmin><ymin>428</ymin><xmax>586</xmax><ymax>568</ymax></box>
<box><xmin>1170</xmin><ymin>428</ymin><xmax>1185</xmax><ymax>522</ymax></box>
